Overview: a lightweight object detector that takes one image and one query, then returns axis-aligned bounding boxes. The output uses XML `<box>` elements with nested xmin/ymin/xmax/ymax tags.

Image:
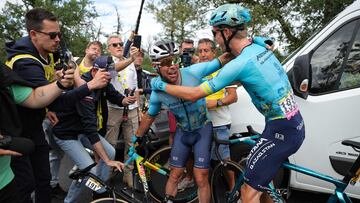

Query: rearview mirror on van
<box><xmin>287</xmin><ymin>54</ymin><xmax>311</xmax><ymax>99</ymax></box>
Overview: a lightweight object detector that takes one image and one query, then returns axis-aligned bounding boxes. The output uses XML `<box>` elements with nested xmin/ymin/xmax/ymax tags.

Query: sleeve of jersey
<box><xmin>48</xmin><ymin>84</ymin><xmax>91</xmax><ymax>111</ymax></box>
<box><xmin>200</xmin><ymin>59</ymin><xmax>242</xmax><ymax>95</ymax></box>
<box><xmin>13</xmin><ymin>59</ymin><xmax>49</xmax><ymax>87</ymax></box>
<box><xmin>188</xmin><ymin>58</ymin><xmax>221</xmax><ymax>79</ymax></box>
<box><xmin>76</xmin><ymin>95</ymin><xmax>100</xmax><ymax>145</ymax></box>
<box><xmin>9</xmin><ymin>84</ymin><xmax>32</xmax><ymax>104</ymax></box>
<box><xmin>105</xmin><ymin>83</ymin><xmax>125</xmax><ymax>107</ymax></box>
<box><xmin>147</xmin><ymin>93</ymin><xmax>161</xmax><ymax>117</ymax></box>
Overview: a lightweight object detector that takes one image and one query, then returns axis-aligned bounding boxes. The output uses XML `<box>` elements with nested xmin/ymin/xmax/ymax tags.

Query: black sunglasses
<box><xmin>35</xmin><ymin>30</ymin><xmax>62</xmax><ymax>39</ymax></box>
<box><xmin>110</xmin><ymin>42</ymin><xmax>124</xmax><ymax>48</ymax></box>
<box><xmin>211</xmin><ymin>30</ymin><xmax>217</xmax><ymax>37</ymax></box>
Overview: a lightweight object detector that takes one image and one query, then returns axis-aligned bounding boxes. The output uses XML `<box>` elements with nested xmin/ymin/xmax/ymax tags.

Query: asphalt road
<box><xmin>50</xmin><ymin>153</ymin><xmax>347</xmax><ymax>203</ymax></box>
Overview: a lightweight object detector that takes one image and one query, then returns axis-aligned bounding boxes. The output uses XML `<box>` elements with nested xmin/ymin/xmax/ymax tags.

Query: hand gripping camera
<box><xmin>180</xmin><ymin>48</ymin><xmax>195</xmax><ymax>67</ymax></box>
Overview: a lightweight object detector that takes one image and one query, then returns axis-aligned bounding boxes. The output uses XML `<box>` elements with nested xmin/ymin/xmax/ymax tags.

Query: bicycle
<box><xmin>69</xmin><ymin>162</ymin><xmax>136</xmax><ymax>203</ymax></box>
<box><xmin>211</xmin><ymin>126</ymin><xmax>360</xmax><ymax>203</ymax></box>
<box><xmin>69</xmin><ymin>132</ymin><xmax>198</xmax><ymax>203</ymax></box>
<box><xmin>125</xmin><ymin>134</ymin><xmax>198</xmax><ymax>203</ymax></box>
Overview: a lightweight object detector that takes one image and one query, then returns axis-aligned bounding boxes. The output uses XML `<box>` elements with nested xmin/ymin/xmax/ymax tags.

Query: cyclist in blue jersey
<box><xmin>132</xmin><ymin>40</ymin><xmax>235</xmax><ymax>203</ymax></box>
<box><xmin>151</xmin><ymin>4</ymin><xmax>305</xmax><ymax>203</ymax></box>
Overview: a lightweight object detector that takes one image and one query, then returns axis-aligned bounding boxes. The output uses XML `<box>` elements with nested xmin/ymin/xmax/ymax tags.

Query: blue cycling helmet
<box><xmin>209</xmin><ymin>4</ymin><xmax>251</xmax><ymax>28</ymax></box>
<box><xmin>209</xmin><ymin>4</ymin><xmax>251</xmax><ymax>52</ymax></box>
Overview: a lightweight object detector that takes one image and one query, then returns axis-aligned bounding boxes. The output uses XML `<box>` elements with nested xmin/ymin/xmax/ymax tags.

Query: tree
<box><xmin>146</xmin><ymin>0</ymin><xmax>208</xmax><ymax>44</ymax></box>
<box><xmin>113</xmin><ymin>5</ymin><xmax>123</xmax><ymax>35</ymax></box>
<box><xmin>208</xmin><ymin>0</ymin><xmax>355</xmax><ymax>53</ymax></box>
<box><xmin>0</xmin><ymin>0</ymin><xmax>100</xmax><ymax>61</ymax></box>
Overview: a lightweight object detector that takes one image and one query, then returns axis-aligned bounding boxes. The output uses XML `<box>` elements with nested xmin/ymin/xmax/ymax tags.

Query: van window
<box><xmin>310</xmin><ymin>19</ymin><xmax>360</xmax><ymax>94</ymax></box>
<box><xmin>339</xmin><ymin>26</ymin><xmax>360</xmax><ymax>89</ymax></box>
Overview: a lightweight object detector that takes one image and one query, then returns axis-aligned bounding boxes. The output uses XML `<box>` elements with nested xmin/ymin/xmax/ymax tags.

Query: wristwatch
<box><xmin>56</xmin><ymin>80</ymin><xmax>69</xmax><ymax>90</ymax></box>
<box><xmin>216</xmin><ymin>99</ymin><xmax>223</xmax><ymax>107</ymax></box>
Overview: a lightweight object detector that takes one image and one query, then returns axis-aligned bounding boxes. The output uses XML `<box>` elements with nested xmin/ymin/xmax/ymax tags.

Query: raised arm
<box><xmin>188</xmin><ymin>52</ymin><xmax>235</xmax><ymax>79</ymax></box>
<box><xmin>114</xmin><ymin>47</ymin><xmax>139</xmax><ymax>72</ymax></box>
<box><xmin>151</xmin><ymin>58</ymin><xmax>242</xmax><ymax>102</ymax></box>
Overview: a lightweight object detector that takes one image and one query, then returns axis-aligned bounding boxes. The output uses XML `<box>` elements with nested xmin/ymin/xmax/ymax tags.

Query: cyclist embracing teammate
<box><xmin>150</xmin><ymin>4</ymin><xmax>305</xmax><ymax>203</ymax></box>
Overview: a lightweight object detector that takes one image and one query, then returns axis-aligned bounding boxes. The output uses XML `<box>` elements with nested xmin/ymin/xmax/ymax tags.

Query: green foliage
<box><xmin>0</xmin><ymin>0</ymin><xmax>100</xmax><ymax>61</ymax></box>
<box><xmin>214</xmin><ymin>0</ymin><xmax>355</xmax><ymax>53</ymax></box>
<box><xmin>142</xmin><ymin>54</ymin><xmax>156</xmax><ymax>73</ymax></box>
<box><xmin>146</xmin><ymin>0</ymin><xmax>208</xmax><ymax>44</ymax></box>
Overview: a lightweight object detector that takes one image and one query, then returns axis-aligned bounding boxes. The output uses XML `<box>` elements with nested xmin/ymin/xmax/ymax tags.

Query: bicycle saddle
<box><xmin>69</xmin><ymin>162</ymin><xmax>97</xmax><ymax>180</ymax></box>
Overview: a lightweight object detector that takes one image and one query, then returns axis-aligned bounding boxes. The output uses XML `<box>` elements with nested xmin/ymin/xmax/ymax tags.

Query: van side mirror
<box><xmin>287</xmin><ymin>54</ymin><xmax>311</xmax><ymax>99</ymax></box>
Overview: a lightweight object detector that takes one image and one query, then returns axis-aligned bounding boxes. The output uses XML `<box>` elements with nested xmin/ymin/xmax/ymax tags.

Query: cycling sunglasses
<box><xmin>110</xmin><ymin>42</ymin><xmax>124</xmax><ymax>48</ymax></box>
<box><xmin>152</xmin><ymin>56</ymin><xmax>180</xmax><ymax>71</ymax></box>
<box><xmin>35</xmin><ymin>30</ymin><xmax>62</xmax><ymax>39</ymax></box>
<box><xmin>159</xmin><ymin>56</ymin><xmax>180</xmax><ymax>67</ymax></box>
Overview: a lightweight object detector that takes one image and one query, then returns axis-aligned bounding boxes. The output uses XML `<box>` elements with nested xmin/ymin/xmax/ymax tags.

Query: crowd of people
<box><xmin>0</xmin><ymin>3</ymin><xmax>305</xmax><ymax>203</ymax></box>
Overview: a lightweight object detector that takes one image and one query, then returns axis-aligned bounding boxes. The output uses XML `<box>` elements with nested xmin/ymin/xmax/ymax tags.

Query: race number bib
<box><xmin>279</xmin><ymin>92</ymin><xmax>299</xmax><ymax>119</ymax></box>
<box><xmin>85</xmin><ymin>177</ymin><xmax>102</xmax><ymax>192</ymax></box>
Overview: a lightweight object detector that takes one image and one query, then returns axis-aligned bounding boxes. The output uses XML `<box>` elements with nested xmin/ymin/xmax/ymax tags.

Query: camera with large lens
<box><xmin>180</xmin><ymin>48</ymin><xmax>195</xmax><ymax>67</ymax></box>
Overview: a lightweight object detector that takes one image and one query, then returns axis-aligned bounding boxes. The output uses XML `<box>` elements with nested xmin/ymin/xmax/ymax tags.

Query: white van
<box><xmin>229</xmin><ymin>0</ymin><xmax>360</xmax><ymax>199</ymax></box>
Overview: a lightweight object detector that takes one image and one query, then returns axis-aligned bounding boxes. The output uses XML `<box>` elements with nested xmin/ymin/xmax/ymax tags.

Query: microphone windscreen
<box><xmin>6</xmin><ymin>137</ymin><xmax>35</xmax><ymax>155</ymax></box>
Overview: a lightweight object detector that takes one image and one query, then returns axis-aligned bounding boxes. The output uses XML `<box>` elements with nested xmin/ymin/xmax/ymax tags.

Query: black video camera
<box><xmin>55</xmin><ymin>38</ymin><xmax>77</xmax><ymax>71</ymax></box>
<box><xmin>180</xmin><ymin>48</ymin><xmax>195</xmax><ymax>67</ymax></box>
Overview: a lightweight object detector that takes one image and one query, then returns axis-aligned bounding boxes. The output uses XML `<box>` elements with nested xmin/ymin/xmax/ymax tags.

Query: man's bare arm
<box><xmin>165</xmin><ymin>85</ymin><xmax>208</xmax><ymax>102</ymax></box>
<box><xmin>114</xmin><ymin>47</ymin><xmax>139</xmax><ymax>72</ymax></box>
<box><xmin>20</xmin><ymin>82</ymin><xmax>62</xmax><ymax>108</ymax></box>
<box><xmin>135</xmin><ymin>113</ymin><xmax>156</xmax><ymax>137</ymax></box>
<box><xmin>207</xmin><ymin>86</ymin><xmax>238</xmax><ymax>109</ymax></box>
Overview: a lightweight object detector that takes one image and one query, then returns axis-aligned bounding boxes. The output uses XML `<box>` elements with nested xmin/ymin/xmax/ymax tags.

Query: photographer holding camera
<box><xmin>0</xmin><ymin>59</ymin><xmax>75</xmax><ymax>203</ymax></box>
<box><xmin>51</xmin><ymin>56</ymin><xmax>135</xmax><ymax>203</ymax></box>
<box><xmin>4</xmin><ymin>8</ymin><xmax>112</xmax><ymax>202</ymax></box>
<box><xmin>179</xmin><ymin>39</ymin><xmax>199</xmax><ymax>68</ymax></box>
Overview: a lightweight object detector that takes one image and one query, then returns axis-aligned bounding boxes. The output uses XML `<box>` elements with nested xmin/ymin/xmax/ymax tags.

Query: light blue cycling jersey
<box><xmin>200</xmin><ymin>43</ymin><xmax>299</xmax><ymax>121</ymax></box>
<box><xmin>148</xmin><ymin>59</ymin><xmax>222</xmax><ymax>131</ymax></box>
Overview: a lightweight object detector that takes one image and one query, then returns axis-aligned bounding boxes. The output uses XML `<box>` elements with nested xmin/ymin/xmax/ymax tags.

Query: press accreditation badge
<box><xmin>279</xmin><ymin>92</ymin><xmax>299</xmax><ymax>120</ymax></box>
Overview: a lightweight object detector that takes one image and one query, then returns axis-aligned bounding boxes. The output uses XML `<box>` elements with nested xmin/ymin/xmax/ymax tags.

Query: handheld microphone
<box><xmin>0</xmin><ymin>135</ymin><xmax>35</xmax><ymax>155</ymax></box>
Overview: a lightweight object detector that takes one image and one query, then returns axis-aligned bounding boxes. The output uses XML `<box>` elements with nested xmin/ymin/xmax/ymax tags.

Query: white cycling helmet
<box><xmin>149</xmin><ymin>40</ymin><xmax>180</xmax><ymax>62</ymax></box>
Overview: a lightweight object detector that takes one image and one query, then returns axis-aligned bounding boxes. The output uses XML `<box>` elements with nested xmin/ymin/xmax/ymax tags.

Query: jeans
<box><xmin>53</xmin><ymin>134</ymin><xmax>115</xmax><ymax>203</ymax></box>
<box><xmin>211</xmin><ymin>125</ymin><xmax>231</xmax><ymax>160</ymax></box>
<box><xmin>43</xmin><ymin>118</ymin><xmax>65</xmax><ymax>188</ymax></box>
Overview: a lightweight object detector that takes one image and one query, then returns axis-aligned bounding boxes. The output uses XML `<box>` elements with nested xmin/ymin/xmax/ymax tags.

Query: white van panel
<box><xmin>229</xmin><ymin>0</ymin><xmax>360</xmax><ymax>199</ymax></box>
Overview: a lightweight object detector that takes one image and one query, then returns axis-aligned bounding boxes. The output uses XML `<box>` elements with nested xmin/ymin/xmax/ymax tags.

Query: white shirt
<box><xmin>108</xmin><ymin>56</ymin><xmax>138</xmax><ymax>110</ymax></box>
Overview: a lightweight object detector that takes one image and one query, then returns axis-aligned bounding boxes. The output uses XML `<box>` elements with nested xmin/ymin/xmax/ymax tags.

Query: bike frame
<box><xmin>125</xmin><ymin>145</ymin><xmax>168</xmax><ymax>201</ymax></box>
<box><xmin>227</xmin><ymin>135</ymin><xmax>354</xmax><ymax>203</ymax></box>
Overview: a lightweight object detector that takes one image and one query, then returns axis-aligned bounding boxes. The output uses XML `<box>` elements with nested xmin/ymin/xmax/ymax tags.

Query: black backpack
<box><xmin>0</xmin><ymin>62</ymin><xmax>35</xmax><ymax>137</ymax></box>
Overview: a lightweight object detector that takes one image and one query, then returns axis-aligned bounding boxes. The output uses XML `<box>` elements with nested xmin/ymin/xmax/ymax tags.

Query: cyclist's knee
<box><xmin>193</xmin><ymin>168</ymin><xmax>209</xmax><ymax>187</ymax></box>
<box><xmin>169</xmin><ymin>168</ymin><xmax>184</xmax><ymax>182</ymax></box>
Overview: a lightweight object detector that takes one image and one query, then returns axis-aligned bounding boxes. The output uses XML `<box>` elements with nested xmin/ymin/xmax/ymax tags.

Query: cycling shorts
<box><xmin>211</xmin><ymin>125</ymin><xmax>231</xmax><ymax>160</ymax></box>
<box><xmin>244</xmin><ymin>112</ymin><xmax>305</xmax><ymax>192</ymax></box>
<box><xmin>168</xmin><ymin>111</ymin><xmax>177</xmax><ymax>133</ymax></box>
<box><xmin>170</xmin><ymin>122</ymin><xmax>213</xmax><ymax>169</ymax></box>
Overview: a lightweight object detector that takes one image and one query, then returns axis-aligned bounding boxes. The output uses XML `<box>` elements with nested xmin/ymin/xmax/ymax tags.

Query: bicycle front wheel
<box><xmin>91</xmin><ymin>197</ymin><xmax>128</xmax><ymax>203</ymax></box>
<box><xmin>211</xmin><ymin>160</ymin><xmax>244</xmax><ymax>203</ymax></box>
<box><xmin>147</xmin><ymin>146</ymin><xmax>198</xmax><ymax>203</ymax></box>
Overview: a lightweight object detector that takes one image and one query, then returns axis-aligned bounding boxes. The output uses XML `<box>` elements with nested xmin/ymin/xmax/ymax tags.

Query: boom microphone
<box><xmin>0</xmin><ymin>135</ymin><xmax>35</xmax><ymax>155</ymax></box>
